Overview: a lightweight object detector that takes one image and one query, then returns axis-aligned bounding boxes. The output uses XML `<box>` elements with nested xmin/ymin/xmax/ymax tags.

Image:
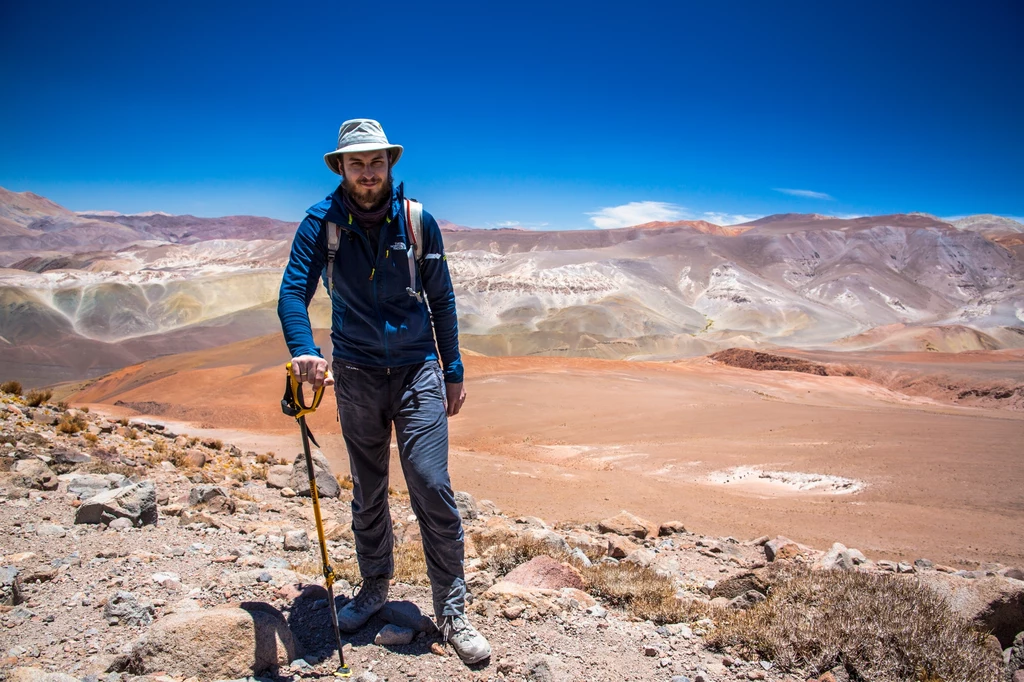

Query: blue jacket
<box><xmin>277</xmin><ymin>184</ymin><xmax>463</xmax><ymax>383</ymax></box>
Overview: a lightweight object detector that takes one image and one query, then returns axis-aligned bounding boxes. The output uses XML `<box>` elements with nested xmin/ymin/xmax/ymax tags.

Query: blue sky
<box><xmin>1</xmin><ymin>1</ymin><xmax>1021</xmax><ymax>229</ymax></box>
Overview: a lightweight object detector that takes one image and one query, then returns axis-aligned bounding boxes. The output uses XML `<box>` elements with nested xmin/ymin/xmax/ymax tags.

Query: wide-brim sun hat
<box><xmin>324</xmin><ymin>118</ymin><xmax>403</xmax><ymax>175</ymax></box>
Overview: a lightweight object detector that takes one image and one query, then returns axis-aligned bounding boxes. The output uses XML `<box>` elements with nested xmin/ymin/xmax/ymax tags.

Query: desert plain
<box><xmin>65</xmin><ymin>333</ymin><xmax>1024</xmax><ymax>569</ymax></box>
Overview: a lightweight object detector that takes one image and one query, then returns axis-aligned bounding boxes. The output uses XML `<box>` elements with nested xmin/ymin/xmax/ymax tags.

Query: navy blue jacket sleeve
<box><xmin>419</xmin><ymin>211</ymin><xmax>464</xmax><ymax>383</ymax></box>
<box><xmin>277</xmin><ymin>215</ymin><xmax>326</xmax><ymax>359</ymax></box>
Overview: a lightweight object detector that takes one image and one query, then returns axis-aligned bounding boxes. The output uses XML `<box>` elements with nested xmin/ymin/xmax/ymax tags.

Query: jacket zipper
<box><xmin>340</xmin><ymin>211</ymin><xmax>393</xmax><ymax>366</ymax></box>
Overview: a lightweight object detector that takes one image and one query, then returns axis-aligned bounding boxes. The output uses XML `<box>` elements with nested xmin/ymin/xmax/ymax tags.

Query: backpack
<box><xmin>325</xmin><ymin>197</ymin><xmax>425</xmax><ymax>301</ymax></box>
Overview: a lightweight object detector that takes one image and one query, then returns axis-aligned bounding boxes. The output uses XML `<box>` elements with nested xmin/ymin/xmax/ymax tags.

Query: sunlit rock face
<box><xmin>1</xmin><ymin>187</ymin><xmax>1021</xmax><ymax>384</ymax></box>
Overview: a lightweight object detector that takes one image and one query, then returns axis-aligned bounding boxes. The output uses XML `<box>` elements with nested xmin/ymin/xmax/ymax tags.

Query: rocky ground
<box><xmin>1</xmin><ymin>392</ymin><xmax>1022</xmax><ymax>682</ymax></box>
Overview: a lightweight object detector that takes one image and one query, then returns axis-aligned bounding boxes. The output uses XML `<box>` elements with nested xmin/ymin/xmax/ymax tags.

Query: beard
<box><xmin>342</xmin><ymin>174</ymin><xmax>393</xmax><ymax>210</ymax></box>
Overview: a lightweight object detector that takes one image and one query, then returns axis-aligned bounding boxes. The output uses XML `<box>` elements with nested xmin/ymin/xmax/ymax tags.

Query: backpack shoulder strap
<box><xmin>403</xmin><ymin>198</ymin><xmax>424</xmax><ymax>262</ymax></box>
<box><xmin>325</xmin><ymin>220</ymin><xmax>340</xmax><ymax>293</ymax></box>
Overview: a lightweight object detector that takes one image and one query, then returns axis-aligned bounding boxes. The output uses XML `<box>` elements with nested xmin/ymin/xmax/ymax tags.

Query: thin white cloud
<box><xmin>774</xmin><ymin>188</ymin><xmax>835</xmax><ymax>200</ymax></box>
<box><xmin>486</xmin><ymin>220</ymin><xmax>550</xmax><ymax>230</ymax></box>
<box><xmin>586</xmin><ymin>201</ymin><xmax>685</xmax><ymax>229</ymax></box>
<box><xmin>701</xmin><ymin>212</ymin><xmax>763</xmax><ymax>226</ymax></box>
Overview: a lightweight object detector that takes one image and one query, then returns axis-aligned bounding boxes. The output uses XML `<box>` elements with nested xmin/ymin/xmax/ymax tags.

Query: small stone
<box><xmin>454</xmin><ymin>490</ymin><xmax>479</xmax><ymax>520</ymax></box>
<box><xmin>36</xmin><ymin>523</ymin><xmax>66</xmax><ymax>537</ymax></box>
<box><xmin>374</xmin><ymin>624</ymin><xmax>415</xmax><ymax>646</ymax></box>
<box><xmin>283</xmin><ymin>530</ymin><xmax>310</xmax><ymax>552</ymax></box>
<box><xmin>659</xmin><ymin>521</ymin><xmax>687</xmax><ymax>536</ymax></box>
<box><xmin>503</xmin><ymin>605</ymin><xmax>525</xmax><ymax>620</ymax></box>
<box><xmin>108</xmin><ymin>517</ymin><xmax>133</xmax><ymax>531</ymax></box>
<box><xmin>280</xmin><ymin>487</ymin><xmax>296</xmax><ymax>498</ymax></box>
<box><xmin>644</xmin><ymin>645</ymin><xmax>660</xmax><ymax>657</ymax></box>
<box><xmin>430</xmin><ymin>642</ymin><xmax>448</xmax><ymax>656</ymax></box>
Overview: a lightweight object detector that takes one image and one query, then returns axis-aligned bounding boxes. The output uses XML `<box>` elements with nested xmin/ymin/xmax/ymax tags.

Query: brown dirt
<box><xmin>60</xmin><ymin>334</ymin><xmax>1024</xmax><ymax>570</ymax></box>
<box><xmin>709</xmin><ymin>349</ymin><xmax>829</xmax><ymax>376</ymax></box>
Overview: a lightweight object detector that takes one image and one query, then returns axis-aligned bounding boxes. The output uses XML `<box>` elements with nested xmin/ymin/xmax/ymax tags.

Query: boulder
<box><xmin>659</xmin><ymin>521</ymin><xmax>688</xmax><ymax>536</ymax></box>
<box><xmin>131</xmin><ymin>603</ymin><xmax>302</xmax><ymax>678</ymax></box>
<box><xmin>504</xmin><ymin>556</ymin><xmax>585</xmax><ymax>591</ymax></box>
<box><xmin>1</xmin><ymin>566</ymin><xmax>23</xmax><ymax>606</ymax></box>
<box><xmin>764</xmin><ymin>536</ymin><xmax>801</xmax><ymax>562</ymax></box>
<box><xmin>1008</xmin><ymin>631</ymin><xmax>1024</xmax><ymax>677</ymax></box>
<box><xmin>50</xmin><ymin>447</ymin><xmax>91</xmax><ymax>467</ymax></box>
<box><xmin>525</xmin><ymin>528</ymin><xmax>570</xmax><ymax>554</ymax></box>
<box><xmin>103</xmin><ymin>590</ymin><xmax>154</xmax><ymax>626</ymax></box>
<box><xmin>598</xmin><ymin>511</ymin><xmax>658</xmax><ymax>539</ymax></box>
<box><xmin>10</xmin><ymin>459</ymin><xmax>58</xmax><ymax>491</ymax></box>
<box><xmin>182</xmin><ymin>449</ymin><xmax>207</xmax><ymax>468</ymax></box>
<box><xmin>381</xmin><ymin>600</ymin><xmax>436</xmax><ymax>633</ymax></box>
<box><xmin>623</xmin><ymin>549</ymin><xmax>655</xmax><ymax>567</ymax></box>
<box><xmin>607</xmin><ymin>535</ymin><xmax>639</xmax><ymax>559</ymax></box>
<box><xmin>188</xmin><ymin>485</ymin><xmax>236</xmax><ymax>514</ymax></box>
<box><xmin>283</xmin><ymin>529</ymin><xmax>310</xmax><ymax>552</ymax></box>
<box><xmin>454</xmin><ymin>490</ymin><xmax>479</xmax><ymax>520</ymax></box>
<box><xmin>265</xmin><ymin>465</ymin><xmax>291</xmax><ymax>489</ymax></box>
<box><xmin>728</xmin><ymin>590</ymin><xmax>767</xmax><ymax>609</ymax></box>
<box><xmin>374</xmin><ymin>624</ymin><xmax>415</xmax><ymax>646</ymax></box>
<box><xmin>75</xmin><ymin>481</ymin><xmax>158</xmax><ymax>527</ymax></box>
<box><xmin>289</xmin><ymin>451</ymin><xmax>340</xmax><ymax>498</ymax></box>
<box><xmin>814</xmin><ymin>542</ymin><xmax>868</xmax><ymax>571</ymax></box>
<box><xmin>68</xmin><ymin>473</ymin><xmax>126</xmax><ymax>500</ymax></box>
<box><xmin>709</xmin><ymin>571</ymin><xmax>770</xmax><ymax>600</ymax></box>
<box><xmin>917</xmin><ymin>573</ymin><xmax>1024</xmax><ymax>647</ymax></box>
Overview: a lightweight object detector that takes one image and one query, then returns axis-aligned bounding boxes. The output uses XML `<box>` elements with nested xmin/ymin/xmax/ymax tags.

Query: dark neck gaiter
<box><xmin>342</xmin><ymin>187</ymin><xmax>391</xmax><ymax>230</ymax></box>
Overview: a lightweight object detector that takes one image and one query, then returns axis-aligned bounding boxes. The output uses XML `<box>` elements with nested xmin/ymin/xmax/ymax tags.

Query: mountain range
<box><xmin>0</xmin><ymin>186</ymin><xmax>1021</xmax><ymax>386</ymax></box>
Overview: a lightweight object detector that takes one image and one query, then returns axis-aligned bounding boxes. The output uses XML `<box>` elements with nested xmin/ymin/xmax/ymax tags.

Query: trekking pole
<box><xmin>281</xmin><ymin>362</ymin><xmax>351</xmax><ymax>679</ymax></box>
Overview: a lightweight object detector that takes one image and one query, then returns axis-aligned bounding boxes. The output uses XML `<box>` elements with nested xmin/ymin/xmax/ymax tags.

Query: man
<box><xmin>277</xmin><ymin>119</ymin><xmax>490</xmax><ymax>665</ymax></box>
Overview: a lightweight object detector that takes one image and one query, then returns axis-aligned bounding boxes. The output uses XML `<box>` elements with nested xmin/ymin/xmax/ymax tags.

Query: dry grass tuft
<box><xmin>582</xmin><ymin>562</ymin><xmax>714</xmax><ymax>624</ymax></box>
<box><xmin>1</xmin><ymin>380</ymin><xmax>23</xmax><ymax>396</ymax></box>
<box><xmin>472</xmin><ymin>532</ymin><xmax>557</xmax><ymax>577</ymax></box>
<box><xmin>152</xmin><ymin>439</ymin><xmax>166</xmax><ymax>453</ymax></box>
<box><xmin>81</xmin><ymin>461</ymin><xmax>138</xmax><ymax>477</ymax></box>
<box><xmin>25</xmin><ymin>389</ymin><xmax>53</xmax><ymax>407</ymax></box>
<box><xmin>337</xmin><ymin>474</ymin><xmax>354</xmax><ymax>491</ymax></box>
<box><xmin>56</xmin><ymin>413</ymin><xmax>87</xmax><ymax>435</ymax></box>
<box><xmin>706</xmin><ymin>567</ymin><xmax>1003</xmax><ymax>681</ymax></box>
<box><xmin>82</xmin><ymin>432</ymin><xmax>99</xmax><ymax>444</ymax></box>
<box><xmin>294</xmin><ymin>541</ymin><xmax>429</xmax><ymax>587</ymax></box>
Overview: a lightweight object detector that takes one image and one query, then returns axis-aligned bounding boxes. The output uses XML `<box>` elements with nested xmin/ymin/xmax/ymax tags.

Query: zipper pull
<box><xmin>369</xmin><ymin>268</ymin><xmax>375</xmax><ymax>281</ymax></box>
<box><xmin>387</xmin><ymin>367</ymin><xmax>391</xmax><ymax>376</ymax></box>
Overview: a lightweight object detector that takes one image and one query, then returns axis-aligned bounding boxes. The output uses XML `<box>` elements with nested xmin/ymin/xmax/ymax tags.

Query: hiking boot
<box><xmin>336</xmin><ymin>576</ymin><xmax>389</xmax><ymax>632</ymax></box>
<box><xmin>439</xmin><ymin>614</ymin><xmax>491</xmax><ymax>665</ymax></box>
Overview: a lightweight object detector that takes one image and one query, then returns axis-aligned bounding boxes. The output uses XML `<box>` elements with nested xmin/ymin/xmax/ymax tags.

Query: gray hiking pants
<box><xmin>332</xmin><ymin>359</ymin><xmax>466</xmax><ymax>618</ymax></box>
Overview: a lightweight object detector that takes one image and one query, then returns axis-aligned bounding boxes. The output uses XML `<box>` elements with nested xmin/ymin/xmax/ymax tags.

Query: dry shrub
<box><xmin>0</xmin><ymin>457</ymin><xmax>12</xmax><ymax>472</ymax></box>
<box><xmin>582</xmin><ymin>562</ymin><xmax>713</xmax><ymax>625</ymax></box>
<box><xmin>337</xmin><ymin>474</ymin><xmax>354</xmax><ymax>491</ymax></box>
<box><xmin>80</xmin><ymin>406</ymin><xmax>89</xmax><ymax>413</ymax></box>
<box><xmin>82</xmin><ymin>432</ymin><xmax>99</xmax><ymax>444</ymax></box>
<box><xmin>249</xmin><ymin>463</ymin><xmax>268</xmax><ymax>480</ymax></box>
<box><xmin>393</xmin><ymin>542</ymin><xmax>429</xmax><ymax>585</ymax></box>
<box><xmin>81</xmin><ymin>461</ymin><xmax>137</xmax><ymax>477</ymax></box>
<box><xmin>25</xmin><ymin>389</ymin><xmax>53</xmax><ymax>407</ymax></box>
<box><xmin>56</xmin><ymin>413</ymin><xmax>87</xmax><ymax>435</ymax></box>
<box><xmin>152</xmin><ymin>439</ymin><xmax>166</xmax><ymax>453</ymax></box>
<box><xmin>256</xmin><ymin>452</ymin><xmax>272</xmax><ymax>464</ymax></box>
<box><xmin>472</xmin><ymin>532</ymin><xmax>560</xmax><ymax>577</ymax></box>
<box><xmin>1</xmin><ymin>380</ymin><xmax>23</xmax><ymax>395</ymax></box>
<box><xmin>706</xmin><ymin>567</ymin><xmax>1003</xmax><ymax>681</ymax></box>
<box><xmin>118</xmin><ymin>417</ymin><xmax>129</xmax><ymax>427</ymax></box>
<box><xmin>207</xmin><ymin>439</ymin><xmax>224</xmax><ymax>451</ymax></box>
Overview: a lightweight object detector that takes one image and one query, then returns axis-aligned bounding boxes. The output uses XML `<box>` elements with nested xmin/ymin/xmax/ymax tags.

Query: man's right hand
<box><xmin>291</xmin><ymin>355</ymin><xmax>333</xmax><ymax>390</ymax></box>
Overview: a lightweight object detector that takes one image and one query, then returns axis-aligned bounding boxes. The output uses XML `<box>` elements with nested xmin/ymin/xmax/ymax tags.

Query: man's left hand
<box><xmin>445</xmin><ymin>382</ymin><xmax>467</xmax><ymax>417</ymax></box>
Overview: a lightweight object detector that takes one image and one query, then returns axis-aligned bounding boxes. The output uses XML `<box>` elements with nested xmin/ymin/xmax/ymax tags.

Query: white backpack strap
<box><xmin>403</xmin><ymin>199</ymin><xmax>425</xmax><ymax>302</ymax></box>
<box><xmin>404</xmin><ymin>198</ymin><xmax>424</xmax><ymax>262</ymax></box>
<box><xmin>325</xmin><ymin>221</ymin><xmax>340</xmax><ymax>293</ymax></box>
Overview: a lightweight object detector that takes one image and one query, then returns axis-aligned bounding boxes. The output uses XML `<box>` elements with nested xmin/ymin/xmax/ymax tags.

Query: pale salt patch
<box><xmin>705</xmin><ymin>466</ymin><xmax>865</xmax><ymax>496</ymax></box>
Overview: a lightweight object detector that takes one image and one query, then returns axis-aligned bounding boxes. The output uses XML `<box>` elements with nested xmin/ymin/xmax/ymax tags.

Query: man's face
<box><xmin>340</xmin><ymin>150</ymin><xmax>391</xmax><ymax>208</ymax></box>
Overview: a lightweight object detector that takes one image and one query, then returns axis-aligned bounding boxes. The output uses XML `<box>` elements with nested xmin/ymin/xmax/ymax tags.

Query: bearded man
<box><xmin>277</xmin><ymin>119</ymin><xmax>490</xmax><ymax>665</ymax></box>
